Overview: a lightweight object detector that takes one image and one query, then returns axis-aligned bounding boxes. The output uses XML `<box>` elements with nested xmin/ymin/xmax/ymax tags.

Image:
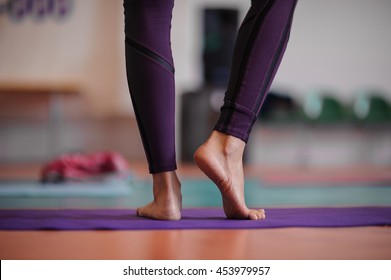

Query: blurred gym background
<box><xmin>1</xmin><ymin>0</ymin><xmax>390</xmax><ymax>169</ymax></box>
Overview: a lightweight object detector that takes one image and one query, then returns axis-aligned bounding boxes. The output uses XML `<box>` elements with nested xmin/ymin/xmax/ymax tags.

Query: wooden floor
<box><xmin>1</xmin><ymin>227</ymin><xmax>391</xmax><ymax>260</ymax></box>
<box><xmin>1</xmin><ymin>163</ymin><xmax>391</xmax><ymax>260</ymax></box>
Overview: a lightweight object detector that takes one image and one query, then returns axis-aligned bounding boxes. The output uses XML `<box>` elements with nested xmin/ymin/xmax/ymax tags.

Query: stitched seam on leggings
<box><xmin>125</xmin><ymin>36</ymin><xmax>175</xmax><ymax>74</ymax></box>
<box><xmin>221</xmin><ymin>0</ymin><xmax>274</xmax><ymax>132</ymax></box>
<box><xmin>127</xmin><ymin>83</ymin><xmax>154</xmax><ymax>170</ymax></box>
<box><xmin>252</xmin><ymin>0</ymin><xmax>297</xmax><ymax>116</ymax></box>
<box><xmin>239</xmin><ymin>14</ymin><xmax>257</xmax><ymax>31</ymax></box>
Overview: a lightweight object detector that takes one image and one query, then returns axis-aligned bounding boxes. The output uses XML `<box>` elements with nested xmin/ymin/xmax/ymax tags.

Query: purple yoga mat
<box><xmin>0</xmin><ymin>207</ymin><xmax>390</xmax><ymax>230</ymax></box>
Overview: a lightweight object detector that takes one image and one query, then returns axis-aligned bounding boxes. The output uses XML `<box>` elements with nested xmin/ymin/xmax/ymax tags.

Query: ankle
<box><xmin>152</xmin><ymin>171</ymin><xmax>172</xmax><ymax>186</ymax></box>
<box><xmin>211</xmin><ymin>131</ymin><xmax>245</xmax><ymax>156</ymax></box>
<box><xmin>152</xmin><ymin>171</ymin><xmax>180</xmax><ymax>196</ymax></box>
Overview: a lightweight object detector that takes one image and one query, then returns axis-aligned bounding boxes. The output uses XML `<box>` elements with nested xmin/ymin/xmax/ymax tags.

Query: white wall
<box><xmin>173</xmin><ymin>0</ymin><xmax>391</xmax><ymax>103</ymax></box>
<box><xmin>274</xmin><ymin>0</ymin><xmax>391</xmax><ymax>102</ymax></box>
<box><xmin>0</xmin><ymin>0</ymin><xmax>131</xmax><ymax>117</ymax></box>
<box><xmin>1</xmin><ymin>0</ymin><xmax>391</xmax><ymax>117</ymax></box>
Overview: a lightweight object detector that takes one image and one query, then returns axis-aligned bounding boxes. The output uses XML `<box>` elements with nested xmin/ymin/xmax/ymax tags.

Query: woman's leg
<box><xmin>195</xmin><ymin>0</ymin><xmax>298</xmax><ymax>220</ymax></box>
<box><xmin>124</xmin><ymin>0</ymin><xmax>181</xmax><ymax>220</ymax></box>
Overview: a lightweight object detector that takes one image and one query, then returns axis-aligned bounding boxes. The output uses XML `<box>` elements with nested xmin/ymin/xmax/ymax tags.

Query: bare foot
<box><xmin>137</xmin><ymin>171</ymin><xmax>182</xmax><ymax>220</ymax></box>
<box><xmin>194</xmin><ymin>131</ymin><xmax>265</xmax><ymax>220</ymax></box>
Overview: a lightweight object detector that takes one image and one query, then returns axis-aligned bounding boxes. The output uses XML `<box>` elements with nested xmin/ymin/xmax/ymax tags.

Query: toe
<box><xmin>258</xmin><ymin>209</ymin><xmax>266</xmax><ymax>219</ymax></box>
<box><xmin>251</xmin><ymin>209</ymin><xmax>265</xmax><ymax>220</ymax></box>
<box><xmin>248</xmin><ymin>212</ymin><xmax>258</xmax><ymax>220</ymax></box>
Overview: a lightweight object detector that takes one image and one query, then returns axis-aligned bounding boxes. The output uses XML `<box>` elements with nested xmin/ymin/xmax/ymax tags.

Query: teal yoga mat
<box><xmin>0</xmin><ymin>177</ymin><xmax>132</xmax><ymax>197</ymax></box>
<box><xmin>0</xmin><ymin>179</ymin><xmax>390</xmax><ymax>209</ymax></box>
<box><xmin>182</xmin><ymin>179</ymin><xmax>391</xmax><ymax>207</ymax></box>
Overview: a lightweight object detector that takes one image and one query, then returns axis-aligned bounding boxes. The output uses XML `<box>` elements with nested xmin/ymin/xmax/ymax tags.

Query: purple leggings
<box><xmin>124</xmin><ymin>0</ymin><xmax>298</xmax><ymax>173</ymax></box>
